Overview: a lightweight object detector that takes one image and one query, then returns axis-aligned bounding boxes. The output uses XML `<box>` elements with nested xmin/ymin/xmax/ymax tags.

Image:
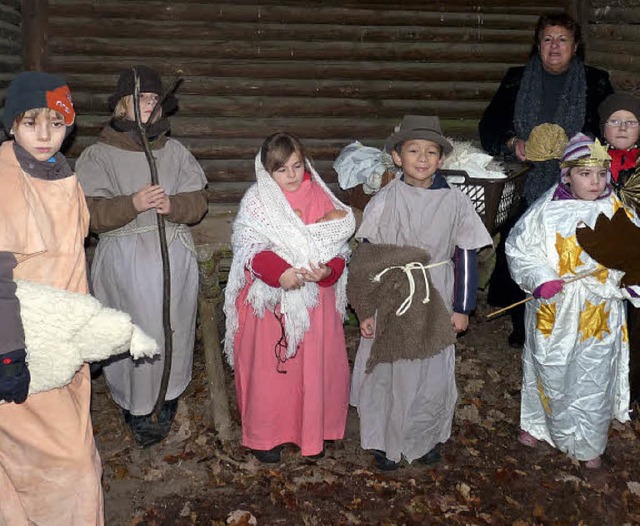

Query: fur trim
<box><xmin>13</xmin><ymin>279</ymin><xmax>158</xmax><ymax>396</ymax></box>
<box><xmin>347</xmin><ymin>243</ymin><xmax>456</xmax><ymax>372</ymax></box>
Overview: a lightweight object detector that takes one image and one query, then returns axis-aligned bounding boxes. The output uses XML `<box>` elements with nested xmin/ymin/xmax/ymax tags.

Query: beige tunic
<box><xmin>0</xmin><ymin>141</ymin><xmax>104</xmax><ymax>525</ymax></box>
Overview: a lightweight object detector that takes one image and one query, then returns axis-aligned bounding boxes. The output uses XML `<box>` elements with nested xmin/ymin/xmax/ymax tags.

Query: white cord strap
<box><xmin>372</xmin><ymin>260</ymin><xmax>448</xmax><ymax>316</ymax></box>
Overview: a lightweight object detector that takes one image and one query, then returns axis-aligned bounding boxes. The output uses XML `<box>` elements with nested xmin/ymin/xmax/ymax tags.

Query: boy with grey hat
<box><xmin>350</xmin><ymin>115</ymin><xmax>492</xmax><ymax>470</ymax></box>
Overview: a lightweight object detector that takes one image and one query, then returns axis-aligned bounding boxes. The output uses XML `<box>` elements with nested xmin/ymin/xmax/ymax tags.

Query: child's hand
<box><xmin>155</xmin><ymin>193</ymin><xmax>171</xmax><ymax>215</ymax></box>
<box><xmin>360</xmin><ymin>317</ymin><xmax>375</xmax><ymax>339</ymax></box>
<box><xmin>133</xmin><ymin>184</ymin><xmax>168</xmax><ymax>212</ymax></box>
<box><xmin>451</xmin><ymin>312</ymin><xmax>469</xmax><ymax>333</ymax></box>
<box><xmin>298</xmin><ymin>262</ymin><xmax>331</xmax><ymax>283</ymax></box>
<box><xmin>279</xmin><ymin>267</ymin><xmax>305</xmax><ymax>290</ymax></box>
<box><xmin>533</xmin><ymin>280</ymin><xmax>564</xmax><ymax>300</ymax></box>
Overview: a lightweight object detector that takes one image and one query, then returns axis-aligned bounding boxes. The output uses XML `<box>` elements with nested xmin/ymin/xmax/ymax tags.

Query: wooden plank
<box><xmin>22</xmin><ymin>0</ymin><xmax>49</xmax><ymax>71</ymax></box>
<box><xmin>48</xmin><ymin>18</ymin><xmax>535</xmax><ymax>44</ymax></box>
<box><xmin>47</xmin><ymin>57</ymin><xmax>517</xmax><ymax>82</ymax></box>
<box><xmin>0</xmin><ymin>38</ymin><xmax>20</xmax><ymax>54</ymax></box>
<box><xmin>589</xmin><ymin>6</ymin><xmax>640</xmax><ymax>24</ymax></box>
<box><xmin>588</xmin><ymin>40</ymin><xmax>640</xmax><ymax>56</ymax></box>
<box><xmin>69</xmin><ymin>92</ymin><xmax>490</xmax><ymax>119</ymax></box>
<box><xmin>590</xmin><ymin>51</ymin><xmax>640</xmax><ymax>74</ymax></box>
<box><xmin>48</xmin><ymin>37</ymin><xmax>531</xmax><ymax>63</ymax></box>
<box><xmin>63</xmin><ymin>74</ymin><xmax>499</xmax><ymax>101</ymax></box>
<box><xmin>588</xmin><ymin>23</ymin><xmax>640</xmax><ymax>43</ymax></box>
<box><xmin>47</xmin><ymin>1</ymin><xmax>542</xmax><ymax>29</ymax></box>
<box><xmin>0</xmin><ymin>4</ymin><xmax>20</xmax><ymax>27</ymax></box>
<box><xmin>68</xmin><ymin>115</ymin><xmax>481</xmax><ymax>139</ymax></box>
<box><xmin>0</xmin><ymin>55</ymin><xmax>21</xmax><ymax>72</ymax></box>
<box><xmin>0</xmin><ymin>20</ymin><xmax>21</xmax><ymax>42</ymax></box>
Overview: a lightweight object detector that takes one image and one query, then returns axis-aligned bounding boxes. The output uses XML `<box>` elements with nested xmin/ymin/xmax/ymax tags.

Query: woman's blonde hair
<box><xmin>113</xmin><ymin>95</ymin><xmax>163</xmax><ymax>122</ymax></box>
<box><xmin>260</xmin><ymin>132</ymin><xmax>307</xmax><ymax>174</ymax></box>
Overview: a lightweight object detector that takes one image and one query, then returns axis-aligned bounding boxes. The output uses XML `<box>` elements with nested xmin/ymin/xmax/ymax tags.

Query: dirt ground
<box><xmin>91</xmin><ymin>291</ymin><xmax>640</xmax><ymax>525</ymax></box>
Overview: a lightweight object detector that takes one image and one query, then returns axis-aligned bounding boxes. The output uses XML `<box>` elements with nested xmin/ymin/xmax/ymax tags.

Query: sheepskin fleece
<box><xmin>13</xmin><ymin>279</ymin><xmax>158</xmax><ymax>396</ymax></box>
<box><xmin>347</xmin><ymin>243</ymin><xmax>456</xmax><ymax>372</ymax></box>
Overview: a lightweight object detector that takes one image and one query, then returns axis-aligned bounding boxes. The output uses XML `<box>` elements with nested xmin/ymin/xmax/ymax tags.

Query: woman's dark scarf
<box><xmin>101</xmin><ymin>117</ymin><xmax>171</xmax><ymax>151</ymax></box>
<box><xmin>514</xmin><ymin>55</ymin><xmax>587</xmax><ymax>205</ymax></box>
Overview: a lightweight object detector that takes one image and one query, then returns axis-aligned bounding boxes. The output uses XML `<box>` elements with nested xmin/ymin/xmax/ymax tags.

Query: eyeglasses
<box><xmin>606</xmin><ymin>119</ymin><xmax>640</xmax><ymax>128</ymax></box>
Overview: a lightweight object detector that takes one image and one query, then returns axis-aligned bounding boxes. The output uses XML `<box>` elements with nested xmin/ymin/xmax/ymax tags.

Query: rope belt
<box><xmin>372</xmin><ymin>260</ymin><xmax>448</xmax><ymax>316</ymax></box>
<box><xmin>99</xmin><ymin>223</ymin><xmax>195</xmax><ymax>253</ymax></box>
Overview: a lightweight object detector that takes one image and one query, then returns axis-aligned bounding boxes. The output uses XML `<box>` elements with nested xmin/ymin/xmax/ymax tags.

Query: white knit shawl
<box><xmin>223</xmin><ymin>152</ymin><xmax>356</xmax><ymax>367</ymax></box>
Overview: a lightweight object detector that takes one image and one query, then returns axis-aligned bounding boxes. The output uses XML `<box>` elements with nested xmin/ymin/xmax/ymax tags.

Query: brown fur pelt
<box><xmin>347</xmin><ymin>243</ymin><xmax>457</xmax><ymax>373</ymax></box>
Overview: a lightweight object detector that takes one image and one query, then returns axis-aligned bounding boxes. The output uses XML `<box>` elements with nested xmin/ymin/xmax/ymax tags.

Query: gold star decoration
<box><xmin>537</xmin><ymin>377</ymin><xmax>552</xmax><ymax>415</ymax></box>
<box><xmin>555</xmin><ymin>233</ymin><xmax>584</xmax><ymax>276</ymax></box>
<box><xmin>623</xmin><ymin>323</ymin><xmax>629</xmax><ymax>344</ymax></box>
<box><xmin>589</xmin><ymin>138</ymin><xmax>613</xmax><ymax>164</ymax></box>
<box><xmin>595</xmin><ymin>264</ymin><xmax>609</xmax><ymax>284</ymax></box>
<box><xmin>536</xmin><ymin>302</ymin><xmax>557</xmax><ymax>338</ymax></box>
<box><xmin>578</xmin><ymin>300</ymin><xmax>610</xmax><ymax>342</ymax></box>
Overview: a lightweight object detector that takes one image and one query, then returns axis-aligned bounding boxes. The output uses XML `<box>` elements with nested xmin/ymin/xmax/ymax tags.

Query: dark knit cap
<box><xmin>598</xmin><ymin>93</ymin><xmax>640</xmax><ymax>132</ymax></box>
<box><xmin>1</xmin><ymin>71</ymin><xmax>75</xmax><ymax>131</ymax></box>
<box><xmin>108</xmin><ymin>66</ymin><xmax>177</xmax><ymax>114</ymax></box>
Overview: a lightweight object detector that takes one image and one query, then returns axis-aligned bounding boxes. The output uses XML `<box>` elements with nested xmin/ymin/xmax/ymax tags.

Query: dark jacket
<box><xmin>478</xmin><ymin>64</ymin><xmax>614</xmax><ymax>155</ymax></box>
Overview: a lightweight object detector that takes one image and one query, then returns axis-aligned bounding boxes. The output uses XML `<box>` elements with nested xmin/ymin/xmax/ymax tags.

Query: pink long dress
<box><xmin>233</xmin><ymin>178</ymin><xmax>350</xmax><ymax>456</ymax></box>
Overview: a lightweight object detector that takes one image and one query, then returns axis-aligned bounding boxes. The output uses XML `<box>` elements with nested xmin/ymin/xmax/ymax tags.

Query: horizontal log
<box><xmin>48</xmin><ymin>1</ymin><xmax>541</xmax><ymax>29</ymax></box>
<box><xmin>0</xmin><ymin>20</ymin><xmax>21</xmax><ymax>42</ymax></box>
<box><xmin>588</xmin><ymin>23</ymin><xmax>640</xmax><ymax>43</ymax></box>
<box><xmin>0</xmin><ymin>4</ymin><xmax>20</xmax><ymax>27</ymax></box>
<box><xmin>0</xmin><ymin>55</ymin><xmax>21</xmax><ymax>73</ymax></box>
<box><xmin>63</xmin><ymin>74</ymin><xmax>500</xmax><ymax>101</ymax></box>
<box><xmin>48</xmin><ymin>18</ymin><xmax>535</xmax><ymax>44</ymax></box>
<box><xmin>601</xmin><ymin>69</ymin><xmax>640</xmax><ymax>94</ymax></box>
<box><xmin>123</xmin><ymin>0</ymin><xmax>561</xmax><ymax>8</ymax></box>
<box><xmin>69</xmin><ymin>92</ymin><xmax>490</xmax><ymax>119</ymax></box>
<box><xmin>49</xmin><ymin>37</ymin><xmax>531</xmax><ymax>63</ymax></box>
<box><xmin>47</xmin><ymin>57</ymin><xmax>517</xmax><ymax>82</ymax></box>
<box><xmin>68</xmin><ymin>115</ymin><xmax>481</xmax><ymax>140</ymax></box>
<box><xmin>589</xmin><ymin>51</ymin><xmax>640</xmax><ymax>74</ymax></box>
<box><xmin>589</xmin><ymin>0</ymin><xmax>640</xmax><ymax>6</ymax></box>
<box><xmin>0</xmin><ymin>38</ymin><xmax>21</xmax><ymax>55</ymax></box>
<box><xmin>588</xmin><ymin>40</ymin><xmax>640</xmax><ymax>57</ymax></box>
<box><xmin>589</xmin><ymin>7</ymin><xmax>640</xmax><ymax>24</ymax></box>
<box><xmin>66</xmin><ymin>136</ymin><xmax>377</xmax><ymax>159</ymax></box>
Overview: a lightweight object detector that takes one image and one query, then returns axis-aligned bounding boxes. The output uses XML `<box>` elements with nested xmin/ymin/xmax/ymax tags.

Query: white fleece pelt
<box><xmin>13</xmin><ymin>279</ymin><xmax>159</xmax><ymax>396</ymax></box>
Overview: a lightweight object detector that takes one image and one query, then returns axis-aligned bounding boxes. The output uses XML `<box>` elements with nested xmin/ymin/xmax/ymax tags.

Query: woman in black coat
<box><xmin>479</xmin><ymin>12</ymin><xmax>613</xmax><ymax>347</ymax></box>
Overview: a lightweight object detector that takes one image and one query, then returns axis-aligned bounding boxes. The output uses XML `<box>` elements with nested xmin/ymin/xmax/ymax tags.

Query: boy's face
<box><xmin>271</xmin><ymin>151</ymin><xmax>305</xmax><ymax>193</ymax></box>
<box><xmin>11</xmin><ymin>109</ymin><xmax>66</xmax><ymax>161</ymax></box>
<box><xmin>125</xmin><ymin>92</ymin><xmax>160</xmax><ymax>123</ymax></box>
<box><xmin>392</xmin><ymin>139</ymin><xmax>444</xmax><ymax>188</ymax></box>
<box><xmin>566</xmin><ymin>165</ymin><xmax>608</xmax><ymax>201</ymax></box>
<box><xmin>604</xmin><ymin>110</ymin><xmax>639</xmax><ymax>150</ymax></box>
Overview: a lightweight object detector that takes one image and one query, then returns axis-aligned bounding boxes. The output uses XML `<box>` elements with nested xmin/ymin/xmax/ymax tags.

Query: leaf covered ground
<box><xmin>91</xmin><ymin>292</ymin><xmax>640</xmax><ymax>525</ymax></box>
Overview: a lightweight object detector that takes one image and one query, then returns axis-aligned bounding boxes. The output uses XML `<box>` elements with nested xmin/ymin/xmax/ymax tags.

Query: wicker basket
<box><xmin>346</xmin><ymin>162</ymin><xmax>530</xmax><ymax>236</ymax></box>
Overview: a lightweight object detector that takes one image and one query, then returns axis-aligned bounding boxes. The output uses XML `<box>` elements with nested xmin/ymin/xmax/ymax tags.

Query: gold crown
<box><xmin>559</xmin><ymin>138</ymin><xmax>612</xmax><ymax>169</ymax></box>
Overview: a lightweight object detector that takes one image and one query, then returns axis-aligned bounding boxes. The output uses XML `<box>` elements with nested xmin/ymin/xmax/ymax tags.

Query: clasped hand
<box><xmin>279</xmin><ymin>262</ymin><xmax>331</xmax><ymax>290</ymax></box>
<box><xmin>132</xmin><ymin>184</ymin><xmax>171</xmax><ymax>214</ymax></box>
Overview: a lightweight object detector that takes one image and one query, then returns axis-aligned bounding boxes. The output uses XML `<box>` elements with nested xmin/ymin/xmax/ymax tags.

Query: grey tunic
<box><xmin>351</xmin><ymin>177</ymin><xmax>492</xmax><ymax>463</ymax></box>
<box><xmin>76</xmin><ymin>138</ymin><xmax>207</xmax><ymax>415</ymax></box>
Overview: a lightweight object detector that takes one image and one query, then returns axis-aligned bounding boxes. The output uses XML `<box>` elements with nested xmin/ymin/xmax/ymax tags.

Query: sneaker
<box><xmin>418</xmin><ymin>444</ymin><xmax>442</xmax><ymax>466</ymax></box>
<box><xmin>373</xmin><ymin>450</ymin><xmax>399</xmax><ymax>471</ymax></box>
<box><xmin>251</xmin><ymin>445</ymin><xmax>283</xmax><ymax>464</ymax></box>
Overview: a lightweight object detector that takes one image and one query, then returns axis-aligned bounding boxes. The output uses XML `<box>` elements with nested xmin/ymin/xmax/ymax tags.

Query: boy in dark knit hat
<box><xmin>0</xmin><ymin>71</ymin><xmax>104</xmax><ymax>524</ymax></box>
<box><xmin>599</xmin><ymin>92</ymin><xmax>640</xmax><ymax>183</ymax></box>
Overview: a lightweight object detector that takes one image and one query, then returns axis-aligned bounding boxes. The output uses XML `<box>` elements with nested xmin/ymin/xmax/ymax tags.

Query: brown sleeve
<box><xmin>86</xmin><ymin>196</ymin><xmax>138</xmax><ymax>234</ymax></box>
<box><xmin>166</xmin><ymin>189</ymin><xmax>208</xmax><ymax>225</ymax></box>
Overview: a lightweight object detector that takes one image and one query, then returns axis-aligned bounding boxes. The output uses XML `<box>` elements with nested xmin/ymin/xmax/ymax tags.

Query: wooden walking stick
<box><xmin>131</xmin><ymin>67</ymin><xmax>182</xmax><ymax>421</ymax></box>
<box><xmin>486</xmin><ymin>267</ymin><xmax>609</xmax><ymax>319</ymax></box>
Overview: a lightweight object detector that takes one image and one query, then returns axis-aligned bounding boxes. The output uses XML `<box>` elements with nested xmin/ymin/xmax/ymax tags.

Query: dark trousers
<box><xmin>628</xmin><ymin>304</ymin><xmax>640</xmax><ymax>404</ymax></box>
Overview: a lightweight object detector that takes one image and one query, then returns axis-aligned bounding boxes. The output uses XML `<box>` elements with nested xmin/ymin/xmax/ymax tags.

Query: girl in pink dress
<box><xmin>224</xmin><ymin>133</ymin><xmax>356</xmax><ymax>463</ymax></box>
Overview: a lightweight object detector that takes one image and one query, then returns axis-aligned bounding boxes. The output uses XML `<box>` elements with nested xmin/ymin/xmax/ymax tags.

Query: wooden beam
<box><xmin>21</xmin><ymin>0</ymin><xmax>48</xmax><ymax>71</ymax></box>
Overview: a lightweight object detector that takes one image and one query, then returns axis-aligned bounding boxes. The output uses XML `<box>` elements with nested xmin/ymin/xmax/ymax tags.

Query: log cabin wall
<box><xmin>583</xmin><ymin>0</ymin><xmax>640</xmax><ymax>93</ymax></box>
<box><xmin>35</xmin><ymin>0</ymin><xmax>571</xmax><ymax>206</ymax></box>
<box><xmin>0</xmin><ymin>1</ymin><xmax>22</xmax><ymax>112</ymax></box>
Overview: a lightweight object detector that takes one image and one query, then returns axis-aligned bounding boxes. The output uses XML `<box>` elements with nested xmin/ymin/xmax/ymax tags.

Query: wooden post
<box><xmin>196</xmin><ymin>243</ymin><xmax>236</xmax><ymax>443</ymax></box>
<box><xmin>21</xmin><ymin>0</ymin><xmax>49</xmax><ymax>71</ymax></box>
<box><xmin>567</xmin><ymin>0</ymin><xmax>591</xmax><ymax>50</ymax></box>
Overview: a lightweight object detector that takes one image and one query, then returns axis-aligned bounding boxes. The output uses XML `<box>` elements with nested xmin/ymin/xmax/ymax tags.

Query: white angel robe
<box><xmin>506</xmin><ymin>186</ymin><xmax>640</xmax><ymax>461</ymax></box>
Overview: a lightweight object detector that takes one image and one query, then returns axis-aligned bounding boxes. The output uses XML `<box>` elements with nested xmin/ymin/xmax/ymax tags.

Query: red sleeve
<box><xmin>317</xmin><ymin>257</ymin><xmax>346</xmax><ymax>288</ymax></box>
<box><xmin>250</xmin><ymin>251</ymin><xmax>291</xmax><ymax>288</ymax></box>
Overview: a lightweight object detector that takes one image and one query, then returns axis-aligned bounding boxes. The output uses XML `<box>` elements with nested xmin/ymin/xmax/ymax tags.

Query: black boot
<box><xmin>418</xmin><ymin>444</ymin><xmax>442</xmax><ymax>466</ymax></box>
<box><xmin>373</xmin><ymin>450</ymin><xmax>399</xmax><ymax>471</ymax></box>
<box><xmin>251</xmin><ymin>445</ymin><xmax>283</xmax><ymax>464</ymax></box>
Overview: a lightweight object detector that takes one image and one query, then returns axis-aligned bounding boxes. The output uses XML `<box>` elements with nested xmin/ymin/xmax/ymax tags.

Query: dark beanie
<box><xmin>1</xmin><ymin>71</ymin><xmax>75</xmax><ymax>132</ymax></box>
<box><xmin>108</xmin><ymin>66</ymin><xmax>177</xmax><ymax>114</ymax></box>
<box><xmin>598</xmin><ymin>93</ymin><xmax>640</xmax><ymax>132</ymax></box>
